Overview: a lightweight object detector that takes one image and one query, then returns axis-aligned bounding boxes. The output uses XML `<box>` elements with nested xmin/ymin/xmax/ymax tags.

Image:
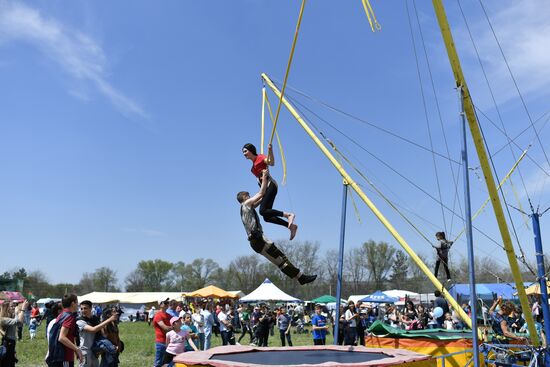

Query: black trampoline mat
<box><xmin>211</xmin><ymin>350</ymin><xmax>389</xmax><ymax>365</ymax></box>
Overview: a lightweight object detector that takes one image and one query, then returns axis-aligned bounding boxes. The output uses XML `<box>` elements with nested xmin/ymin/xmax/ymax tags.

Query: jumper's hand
<box><xmin>268</xmin><ymin>144</ymin><xmax>273</xmax><ymax>150</ymax></box>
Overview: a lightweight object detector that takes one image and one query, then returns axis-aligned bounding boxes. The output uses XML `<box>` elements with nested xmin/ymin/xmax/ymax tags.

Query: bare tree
<box><xmin>345</xmin><ymin>246</ymin><xmax>367</xmax><ymax>294</ymax></box>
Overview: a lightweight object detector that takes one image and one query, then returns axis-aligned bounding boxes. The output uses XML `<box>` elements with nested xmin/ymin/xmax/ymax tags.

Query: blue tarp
<box><xmin>449</xmin><ymin>282</ymin><xmax>531</xmax><ymax>301</ymax></box>
<box><xmin>360</xmin><ymin>291</ymin><xmax>398</xmax><ymax>303</ymax></box>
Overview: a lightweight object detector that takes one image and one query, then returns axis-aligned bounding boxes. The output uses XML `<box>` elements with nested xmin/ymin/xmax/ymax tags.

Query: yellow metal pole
<box><xmin>431</xmin><ymin>0</ymin><xmax>539</xmax><ymax>345</ymax></box>
<box><xmin>453</xmin><ymin>149</ymin><xmax>528</xmax><ymax>243</ymax></box>
<box><xmin>261</xmin><ymin>87</ymin><xmax>266</xmax><ymax>155</ymax></box>
<box><xmin>262</xmin><ymin>72</ymin><xmax>476</xmax><ymax>332</ymax></box>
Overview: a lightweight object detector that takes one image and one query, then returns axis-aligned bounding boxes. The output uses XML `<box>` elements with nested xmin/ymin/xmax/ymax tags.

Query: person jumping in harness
<box><xmin>433</xmin><ymin>231</ymin><xmax>453</xmax><ymax>282</ymax></box>
<box><xmin>237</xmin><ymin>169</ymin><xmax>316</xmax><ymax>285</ymax></box>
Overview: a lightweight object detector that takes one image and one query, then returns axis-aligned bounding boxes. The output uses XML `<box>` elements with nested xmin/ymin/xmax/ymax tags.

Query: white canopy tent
<box><xmin>239</xmin><ymin>278</ymin><xmax>301</xmax><ymax>303</ymax></box>
<box><xmin>78</xmin><ymin>292</ymin><xmax>185</xmax><ymax>305</ymax></box>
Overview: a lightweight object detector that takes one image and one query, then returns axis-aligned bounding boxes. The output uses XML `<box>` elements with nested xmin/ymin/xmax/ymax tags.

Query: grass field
<box><xmin>16</xmin><ymin>322</ymin><xmax>335</xmax><ymax>366</ymax></box>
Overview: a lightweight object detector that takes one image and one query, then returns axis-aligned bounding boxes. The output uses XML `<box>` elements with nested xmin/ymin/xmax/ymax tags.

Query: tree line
<box><xmin>1</xmin><ymin>240</ymin><xmax>542</xmax><ymax>301</ymax></box>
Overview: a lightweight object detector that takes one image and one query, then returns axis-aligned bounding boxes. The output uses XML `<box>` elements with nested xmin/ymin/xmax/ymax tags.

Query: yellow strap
<box><xmin>361</xmin><ymin>0</ymin><xmax>382</xmax><ymax>32</ymax></box>
<box><xmin>453</xmin><ymin>148</ymin><xmax>528</xmax><ymax>243</ymax></box>
<box><xmin>260</xmin><ymin>87</ymin><xmax>266</xmax><ymax>155</ymax></box>
<box><xmin>265</xmin><ymin>92</ymin><xmax>287</xmax><ymax>185</ymax></box>
<box><xmin>269</xmin><ymin>0</ymin><xmax>307</xmax><ymax>146</ymax></box>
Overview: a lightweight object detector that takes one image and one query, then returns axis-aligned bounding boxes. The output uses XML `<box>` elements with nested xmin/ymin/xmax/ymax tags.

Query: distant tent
<box><xmin>310</xmin><ymin>295</ymin><xmax>337</xmax><ymax>304</ymax></box>
<box><xmin>360</xmin><ymin>291</ymin><xmax>398</xmax><ymax>304</ymax></box>
<box><xmin>186</xmin><ymin>285</ymin><xmax>238</xmax><ymax>299</ymax></box>
<box><xmin>78</xmin><ymin>292</ymin><xmax>184</xmax><ymax>305</ymax></box>
<box><xmin>240</xmin><ymin>279</ymin><xmax>301</xmax><ymax>303</ymax></box>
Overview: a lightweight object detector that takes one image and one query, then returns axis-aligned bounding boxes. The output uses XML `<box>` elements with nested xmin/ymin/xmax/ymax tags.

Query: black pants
<box><xmin>259</xmin><ymin>179</ymin><xmax>288</xmax><ymax>228</ymax></box>
<box><xmin>434</xmin><ymin>257</ymin><xmax>451</xmax><ymax>279</ymax></box>
<box><xmin>2</xmin><ymin>337</ymin><xmax>17</xmax><ymax>367</ymax></box>
<box><xmin>279</xmin><ymin>329</ymin><xmax>292</xmax><ymax>346</ymax></box>
<box><xmin>256</xmin><ymin>328</ymin><xmax>269</xmax><ymax>347</ymax></box>
<box><xmin>221</xmin><ymin>330</ymin><xmax>235</xmax><ymax>346</ymax></box>
<box><xmin>238</xmin><ymin>323</ymin><xmax>254</xmax><ymax>343</ymax></box>
<box><xmin>313</xmin><ymin>338</ymin><xmax>325</xmax><ymax>345</ymax></box>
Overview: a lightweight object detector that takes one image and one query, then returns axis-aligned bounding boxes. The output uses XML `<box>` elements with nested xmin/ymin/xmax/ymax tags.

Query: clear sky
<box><xmin>1</xmin><ymin>0</ymin><xmax>549</xmax><ymax>286</ymax></box>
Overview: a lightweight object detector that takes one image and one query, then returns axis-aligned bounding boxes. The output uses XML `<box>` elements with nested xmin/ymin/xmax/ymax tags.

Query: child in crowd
<box><xmin>443</xmin><ymin>313</ymin><xmax>454</xmax><ymax>330</ymax></box>
<box><xmin>163</xmin><ymin>317</ymin><xmax>197</xmax><ymax>367</ymax></box>
<box><xmin>29</xmin><ymin>317</ymin><xmax>38</xmax><ymax>339</ymax></box>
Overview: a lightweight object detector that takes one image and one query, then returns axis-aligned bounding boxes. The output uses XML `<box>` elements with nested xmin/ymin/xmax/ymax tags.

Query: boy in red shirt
<box><xmin>153</xmin><ymin>298</ymin><xmax>172</xmax><ymax>367</ymax></box>
<box><xmin>52</xmin><ymin>294</ymin><xmax>82</xmax><ymax>367</ymax></box>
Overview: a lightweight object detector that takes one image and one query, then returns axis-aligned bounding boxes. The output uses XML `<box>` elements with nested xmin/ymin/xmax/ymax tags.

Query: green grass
<box><xmin>16</xmin><ymin>322</ymin><xmax>334</xmax><ymax>366</ymax></box>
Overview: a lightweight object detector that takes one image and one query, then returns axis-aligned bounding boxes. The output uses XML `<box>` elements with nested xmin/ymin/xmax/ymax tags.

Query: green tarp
<box><xmin>367</xmin><ymin>320</ymin><xmax>473</xmax><ymax>340</ymax></box>
<box><xmin>310</xmin><ymin>295</ymin><xmax>337</xmax><ymax>304</ymax></box>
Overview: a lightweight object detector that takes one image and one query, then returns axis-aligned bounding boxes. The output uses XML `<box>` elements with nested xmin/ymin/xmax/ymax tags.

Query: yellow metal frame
<box><xmin>431</xmin><ymin>0</ymin><xmax>539</xmax><ymax>345</ymax></box>
<box><xmin>261</xmin><ymin>72</ymin><xmax>476</xmax><ymax>333</ymax></box>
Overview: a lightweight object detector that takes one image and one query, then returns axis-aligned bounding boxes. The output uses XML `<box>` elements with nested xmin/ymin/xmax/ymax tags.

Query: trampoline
<box><xmin>365</xmin><ymin>321</ymin><xmax>475</xmax><ymax>367</ymax></box>
<box><xmin>174</xmin><ymin>345</ymin><xmax>435</xmax><ymax>367</ymax></box>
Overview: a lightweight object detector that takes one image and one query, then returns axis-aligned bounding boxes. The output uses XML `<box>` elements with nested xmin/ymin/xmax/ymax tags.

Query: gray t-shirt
<box><xmin>240</xmin><ymin>203</ymin><xmax>262</xmax><ymax>240</ymax></box>
<box><xmin>77</xmin><ymin>319</ymin><xmax>100</xmax><ymax>367</ymax></box>
<box><xmin>0</xmin><ymin>316</ymin><xmax>21</xmax><ymax>340</ymax></box>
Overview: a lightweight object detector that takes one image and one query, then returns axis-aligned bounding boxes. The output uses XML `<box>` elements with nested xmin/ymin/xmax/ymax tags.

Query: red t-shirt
<box><xmin>57</xmin><ymin>310</ymin><xmax>77</xmax><ymax>361</ymax></box>
<box><xmin>31</xmin><ymin>307</ymin><xmax>40</xmax><ymax>318</ymax></box>
<box><xmin>251</xmin><ymin>154</ymin><xmax>267</xmax><ymax>178</ymax></box>
<box><xmin>153</xmin><ymin>310</ymin><xmax>172</xmax><ymax>343</ymax></box>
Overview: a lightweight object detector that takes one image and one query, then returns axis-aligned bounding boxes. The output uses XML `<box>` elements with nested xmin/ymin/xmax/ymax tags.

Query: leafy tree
<box><xmin>131</xmin><ymin>259</ymin><xmax>174</xmax><ymax>291</ymax></box>
<box><xmin>171</xmin><ymin>261</ymin><xmax>189</xmax><ymax>292</ymax></box>
<box><xmin>363</xmin><ymin>240</ymin><xmax>396</xmax><ymax>290</ymax></box>
<box><xmin>185</xmin><ymin>258</ymin><xmax>220</xmax><ymax>290</ymax></box>
<box><xmin>92</xmin><ymin>267</ymin><xmax>119</xmax><ymax>292</ymax></box>
<box><xmin>389</xmin><ymin>250</ymin><xmax>408</xmax><ymax>289</ymax></box>
<box><xmin>78</xmin><ymin>273</ymin><xmax>95</xmax><ymax>294</ymax></box>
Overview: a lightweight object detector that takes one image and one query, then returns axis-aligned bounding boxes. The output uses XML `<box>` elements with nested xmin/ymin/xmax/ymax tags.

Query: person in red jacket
<box><xmin>242</xmin><ymin>143</ymin><xmax>297</xmax><ymax>240</ymax></box>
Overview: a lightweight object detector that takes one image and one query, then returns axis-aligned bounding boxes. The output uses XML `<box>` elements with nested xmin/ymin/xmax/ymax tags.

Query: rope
<box><xmin>456</xmin><ymin>0</ymin><xmax>533</xmax><ymax>215</ymax></box>
<box><xmin>477</xmin><ymin>0</ymin><xmax>550</xmax><ymax>173</ymax></box>
<box><xmin>360</xmin><ymin>0</ymin><xmax>381</xmax><ymax>32</ymax></box>
<box><xmin>284</xmin><ymin>91</ymin><xmax>539</xmax><ymax>272</ymax></box>
<box><xmin>264</xmin><ymin>91</ymin><xmax>288</xmax><ymax>185</ymax></box>
<box><xmin>268</xmin><ymin>0</ymin><xmax>307</xmax><ymax>146</ymax></box>
<box><xmin>274</xmin><ymin>79</ymin><xmax>462</xmax><ymax>165</ymax></box>
<box><xmin>413</xmin><ymin>0</ymin><xmax>464</xmax><ymax>237</ymax></box>
<box><xmin>407</xmin><ymin>0</ymin><xmax>447</xmax><ymax>233</ymax></box>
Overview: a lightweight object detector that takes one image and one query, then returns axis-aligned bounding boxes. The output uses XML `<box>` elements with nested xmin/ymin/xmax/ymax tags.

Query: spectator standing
<box><xmin>167</xmin><ymin>300</ymin><xmax>179</xmax><ymax>318</ymax></box>
<box><xmin>191</xmin><ymin>306</ymin><xmax>205</xmax><ymax>350</ymax></box>
<box><xmin>182</xmin><ymin>314</ymin><xmax>199</xmax><ymax>351</ymax></box>
<box><xmin>434</xmin><ymin>291</ymin><xmax>449</xmax><ymax>328</ymax></box>
<box><xmin>218</xmin><ymin>308</ymin><xmax>235</xmax><ymax>346</ymax></box>
<box><xmin>311</xmin><ymin>304</ymin><xmax>328</xmax><ymax>345</ymax></box>
<box><xmin>148</xmin><ymin>307</ymin><xmax>156</xmax><ymax>326</ymax></box>
<box><xmin>344</xmin><ymin>301</ymin><xmax>358</xmax><ymax>345</ymax></box>
<box><xmin>153</xmin><ymin>299</ymin><xmax>172</xmax><ymax>367</ymax></box>
<box><xmin>200</xmin><ymin>304</ymin><xmax>214</xmax><ymax>350</ymax></box>
<box><xmin>256</xmin><ymin>306</ymin><xmax>272</xmax><ymax>347</ymax></box>
<box><xmin>51</xmin><ymin>294</ymin><xmax>83</xmax><ymax>367</ymax></box>
<box><xmin>356</xmin><ymin>301</ymin><xmax>366</xmax><ymax>346</ymax></box>
<box><xmin>77</xmin><ymin>301</ymin><xmax>118</xmax><ymax>367</ymax></box>
<box><xmin>237</xmin><ymin>305</ymin><xmax>253</xmax><ymax>345</ymax></box>
<box><xmin>0</xmin><ymin>299</ymin><xmax>28</xmax><ymax>367</ymax></box>
<box><xmin>163</xmin><ymin>316</ymin><xmax>197</xmax><ymax>367</ymax></box>
<box><xmin>276</xmin><ymin>307</ymin><xmax>292</xmax><ymax>347</ymax></box>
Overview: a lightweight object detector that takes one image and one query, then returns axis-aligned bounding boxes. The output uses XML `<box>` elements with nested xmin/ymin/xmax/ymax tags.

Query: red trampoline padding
<box><xmin>174</xmin><ymin>345</ymin><xmax>436</xmax><ymax>367</ymax></box>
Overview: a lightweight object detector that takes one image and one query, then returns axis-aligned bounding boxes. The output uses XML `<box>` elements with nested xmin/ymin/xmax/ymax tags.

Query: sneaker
<box><xmin>298</xmin><ymin>274</ymin><xmax>317</xmax><ymax>285</ymax></box>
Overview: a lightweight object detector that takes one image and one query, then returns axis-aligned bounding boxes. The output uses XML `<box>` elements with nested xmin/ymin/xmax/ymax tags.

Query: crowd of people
<box><xmin>0</xmin><ymin>290</ymin><xmax>546</xmax><ymax>367</ymax></box>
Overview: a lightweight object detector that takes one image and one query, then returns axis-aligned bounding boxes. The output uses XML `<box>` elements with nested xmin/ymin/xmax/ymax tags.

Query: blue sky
<box><xmin>1</xmin><ymin>0</ymin><xmax>549</xmax><ymax>286</ymax></box>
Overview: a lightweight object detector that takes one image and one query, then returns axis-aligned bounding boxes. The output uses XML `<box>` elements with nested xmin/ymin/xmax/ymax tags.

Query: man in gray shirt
<box><xmin>77</xmin><ymin>301</ymin><xmax>117</xmax><ymax>367</ymax></box>
<box><xmin>237</xmin><ymin>169</ymin><xmax>316</xmax><ymax>285</ymax></box>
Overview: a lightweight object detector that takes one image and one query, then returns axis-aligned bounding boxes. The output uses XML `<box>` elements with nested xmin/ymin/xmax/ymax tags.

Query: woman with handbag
<box><xmin>0</xmin><ymin>299</ymin><xmax>28</xmax><ymax>367</ymax></box>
